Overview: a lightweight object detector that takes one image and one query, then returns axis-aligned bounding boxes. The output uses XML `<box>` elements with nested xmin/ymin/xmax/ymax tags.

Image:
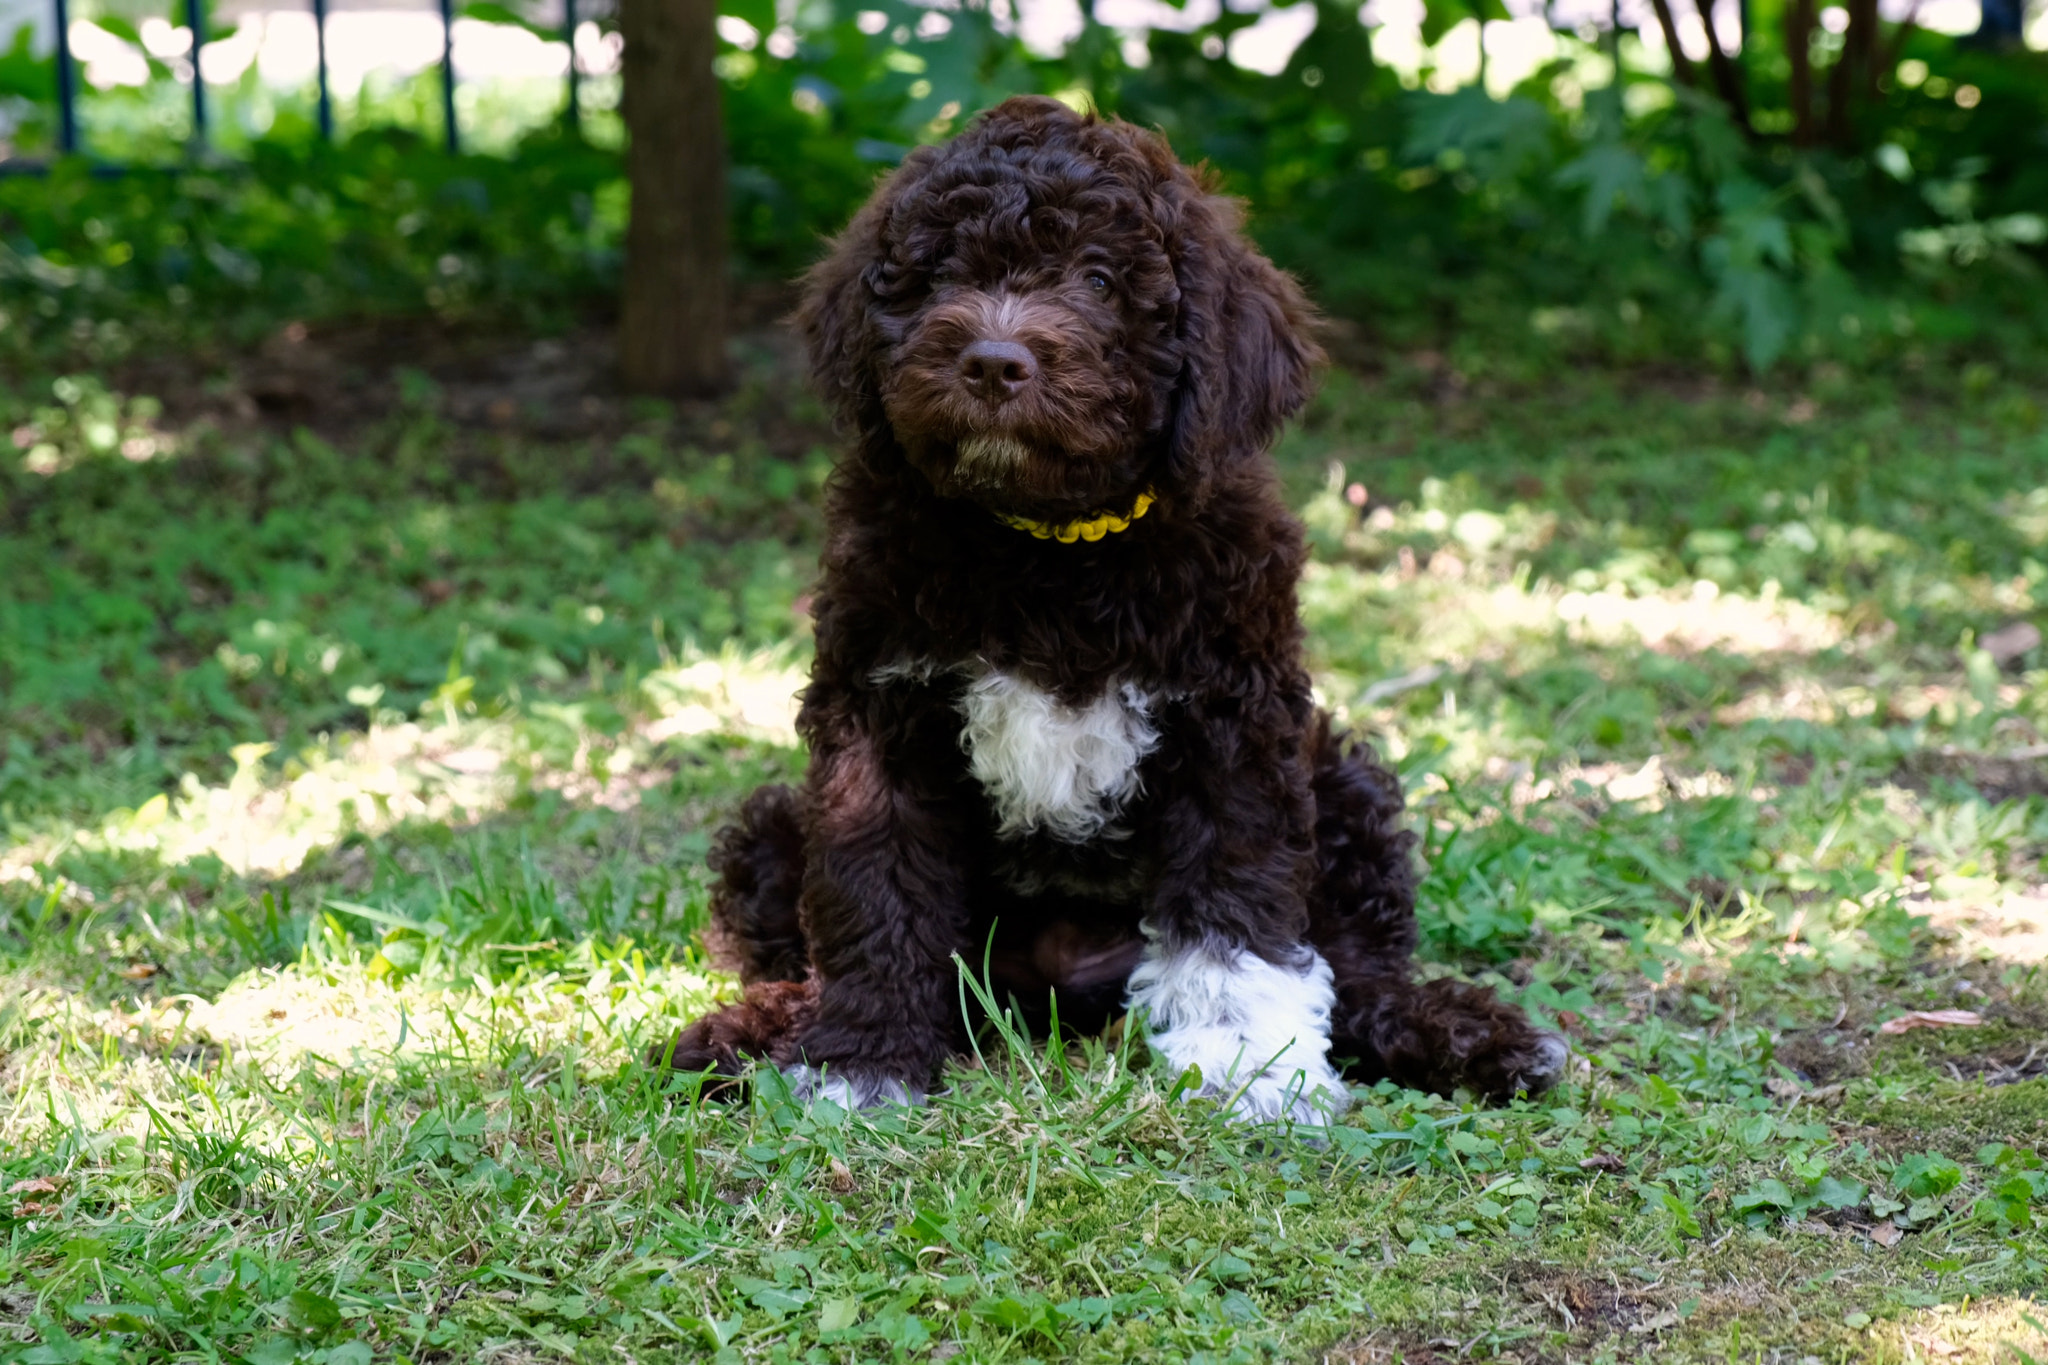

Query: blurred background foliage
<box><xmin>0</xmin><ymin>0</ymin><xmax>2044</xmax><ymax>373</ymax></box>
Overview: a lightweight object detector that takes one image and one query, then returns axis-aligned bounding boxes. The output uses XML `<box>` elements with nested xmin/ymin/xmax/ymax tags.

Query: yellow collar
<box><xmin>994</xmin><ymin>490</ymin><xmax>1157</xmax><ymax>543</ymax></box>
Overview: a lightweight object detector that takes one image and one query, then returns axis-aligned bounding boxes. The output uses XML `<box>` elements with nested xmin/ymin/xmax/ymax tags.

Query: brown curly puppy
<box><xmin>653</xmin><ymin>97</ymin><xmax>1566</xmax><ymax>1121</ymax></box>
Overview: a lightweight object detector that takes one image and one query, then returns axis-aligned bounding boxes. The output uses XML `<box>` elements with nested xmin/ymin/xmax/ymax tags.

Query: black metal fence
<box><xmin>22</xmin><ymin>0</ymin><xmax>591</xmax><ymax>165</ymax></box>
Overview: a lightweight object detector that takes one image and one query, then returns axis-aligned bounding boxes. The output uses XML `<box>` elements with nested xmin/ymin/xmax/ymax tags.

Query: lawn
<box><xmin>2</xmin><ymin>326</ymin><xmax>2047</xmax><ymax>1364</ymax></box>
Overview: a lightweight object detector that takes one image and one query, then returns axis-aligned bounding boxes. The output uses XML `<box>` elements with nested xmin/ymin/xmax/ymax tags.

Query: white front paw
<box><xmin>1189</xmin><ymin>1056</ymin><xmax>1350</xmax><ymax>1125</ymax></box>
<box><xmin>781</xmin><ymin>1064</ymin><xmax>926</xmax><ymax>1111</ymax></box>
<box><xmin>1515</xmin><ymin>1031</ymin><xmax>1571</xmax><ymax>1093</ymax></box>
<box><xmin>1127</xmin><ymin>938</ymin><xmax>1351</xmax><ymax>1126</ymax></box>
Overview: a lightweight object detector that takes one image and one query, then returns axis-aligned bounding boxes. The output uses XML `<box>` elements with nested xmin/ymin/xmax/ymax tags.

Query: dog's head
<box><xmin>798</xmin><ymin>96</ymin><xmax>1321</xmax><ymax>517</ymax></box>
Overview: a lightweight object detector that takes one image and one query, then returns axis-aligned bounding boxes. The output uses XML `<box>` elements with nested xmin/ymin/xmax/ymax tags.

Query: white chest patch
<box><xmin>957</xmin><ymin>669</ymin><xmax>1159</xmax><ymax>843</ymax></box>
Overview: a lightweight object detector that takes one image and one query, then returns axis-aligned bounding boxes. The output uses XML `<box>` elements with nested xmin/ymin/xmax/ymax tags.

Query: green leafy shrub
<box><xmin>5</xmin><ymin>0</ymin><xmax>2045</xmax><ymax>372</ymax></box>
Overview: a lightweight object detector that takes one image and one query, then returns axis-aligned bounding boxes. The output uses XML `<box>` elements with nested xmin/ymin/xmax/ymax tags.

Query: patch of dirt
<box><xmin>1686</xmin><ymin>874</ymin><xmax>1738</xmax><ymax>914</ymax></box>
<box><xmin>0</xmin><ymin>1285</ymin><xmax>41</xmax><ymax>1332</ymax></box>
<box><xmin>1895</xmin><ymin>750</ymin><xmax>2048</xmax><ymax>804</ymax></box>
<box><xmin>1770</xmin><ymin>750</ymin><xmax>1818</xmax><ymax>787</ymax></box>
<box><xmin>1777</xmin><ymin>1031</ymin><xmax>1873</xmax><ymax>1085</ymax></box>
<box><xmin>1511</xmin><ymin>1266</ymin><xmax>1666</xmax><ymax>1339</ymax></box>
<box><xmin>1316</xmin><ymin>1332</ymin><xmax>1460</xmax><ymax>1364</ymax></box>
<box><xmin>111</xmin><ymin>282</ymin><xmax>825</xmax><ymax>461</ymax></box>
<box><xmin>1854</xmin><ymin>997</ymin><xmax>2048</xmax><ymax>1091</ymax></box>
<box><xmin>1929</xmin><ymin>1034</ymin><xmax>2048</xmax><ymax>1087</ymax></box>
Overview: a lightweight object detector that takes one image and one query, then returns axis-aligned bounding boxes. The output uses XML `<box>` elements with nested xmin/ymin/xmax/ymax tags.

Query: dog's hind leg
<box><xmin>1304</xmin><ymin>718</ymin><xmax>1567</xmax><ymax>1101</ymax></box>
<box><xmin>1327</xmin><ymin>971</ymin><xmax>1568</xmax><ymax>1102</ymax></box>
<box><xmin>1304</xmin><ymin>716</ymin><xmax>1419</xmax><ymax>966</ymax></box>
<box><xmin>649</xmin><ymin>786</ymin><xmax>817</xmax><ymax>1088</ymax></box>
<box><xmin>701</xmin><ymin>783</ymin><xmax>811</xmax><ymax>984</ymax></box>
<box><xmin>648</xmin><ymin>978</ymin><xmax>817</xmax><ymax>1082</ymax></box>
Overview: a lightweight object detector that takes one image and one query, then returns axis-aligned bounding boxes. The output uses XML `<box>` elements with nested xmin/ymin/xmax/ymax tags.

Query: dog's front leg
<box><xmin>783</xmin><ymin>692</ymin><xmax>972</xmax><ymax>1109</ymax></box>
<box><xmin>1126</xmin><ymin>694</ymin><xmax>1350</xmax><ymax>1125</ymax></box>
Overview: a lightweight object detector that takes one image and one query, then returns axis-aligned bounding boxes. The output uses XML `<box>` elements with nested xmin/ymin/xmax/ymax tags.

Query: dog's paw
<box><xmin>1130</xmin><ymin>939</ymin><xmax>1351</xmax><ymax>1127</ymax></box>
<box><xmin>1196</xmin><ymin>1064</ymin><xmax>1352</xmax><ymax>1127</ymax></box>
<box><xmin>1510</xmin><ymin>1031</ymin><xmax>1570</xmax><ymax>1096</ymax></box>
<box><xmin>780</xmin><ymin>1064</ymin><xmax>927</xmax><ymax>1111</ymax></box>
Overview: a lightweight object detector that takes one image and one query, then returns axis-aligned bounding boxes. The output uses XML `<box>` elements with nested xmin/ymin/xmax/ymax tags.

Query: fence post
<box><xmin>563</xmin><ymin>0</ymin><xmax>579</xmax><ymax>132</ymax></box>
<box><xmin>53</xmin><ymin>0</ymin><xmax>79</xmax><ymax>153</ymax></box>
<box><xmin>312</xmin><ymin>0</ymin><xmax>332</xmax><ymax>140</ymax></box>
<box><xmin>439</xmin><ymin>0</ymin><xmax>459</xmax><ymax>152</ymax></box>
<box><xmin>185</xmin><ymin>0</ymin><xmax>207</xmax><ymax>147</ymax></box>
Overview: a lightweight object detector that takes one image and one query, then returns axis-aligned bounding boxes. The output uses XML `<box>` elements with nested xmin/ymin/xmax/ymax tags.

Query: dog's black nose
<box><xmin>958</xmin><ymin>340</ymin><xmax>1037</xmax><ymax>401</ymax></box>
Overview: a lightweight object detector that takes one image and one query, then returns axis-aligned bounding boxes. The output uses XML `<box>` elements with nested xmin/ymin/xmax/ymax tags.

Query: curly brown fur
<box><xmin>650</xmin><ymin>978</ymin><xmax>816</xmax><ymax>1087</ymax></box>
<box><xmin>701</xmin><ymin>783</ymin><xmax>809</xmax><ymax>983</ymax></box>
<box><xmin>1332</xmin><ymin>973</ymin><xmax>1570</xmax><ymax>1103</ymax></box>
<box><xmin>658</xmin><ymin>97</ymin><xmax>1565</xmax><ymax>1115</ymax></box>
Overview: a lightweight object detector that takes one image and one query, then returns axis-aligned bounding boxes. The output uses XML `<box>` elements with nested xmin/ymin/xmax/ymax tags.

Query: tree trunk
<box><xmin>619</xmin><ymin>0</ymin><xmax>730</xmax><ymax>397</ymax></box>
<box><xmin>1825</xmin><ymin>0</ymin><xmax>1879</xmax><ymax>147</ymax></box>
<box><xmin>1787</xmin><ymin>0</ymin><xmax>1817</xmax><ymax>145</ymax></box>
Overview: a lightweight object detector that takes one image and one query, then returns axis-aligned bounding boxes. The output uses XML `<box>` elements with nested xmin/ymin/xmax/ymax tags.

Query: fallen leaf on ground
<box><xmin>1868</xmin><ymin>1222</ymin><xmax>1904</xmax><ymax>1248</ymax></box>
<box><xmin>1979</xmin><ymin>621</ymin><xmax>2041</xmax><ymax>664</ymax></box>
<box><xmin>1878</xmin><ymin>1010</ymin><xmax>1983</xmax><ymax>1034</ymax></box>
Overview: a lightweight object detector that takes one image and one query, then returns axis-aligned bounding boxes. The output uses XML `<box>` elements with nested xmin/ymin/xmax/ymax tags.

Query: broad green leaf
<box><xmin>1556</xmin><ymin>143</ymin><xmax>1646</xmax><ymax>237</ymax></box>
<box><xmin>285</xmin><ymin>1290</ymin><xmax>342</xmax><ymax>1334</ymax></box>
<box><xmin>1891</xmin><ymin>1153</ymin><xmax>1964</xmax><ymax>1199</ymax></box>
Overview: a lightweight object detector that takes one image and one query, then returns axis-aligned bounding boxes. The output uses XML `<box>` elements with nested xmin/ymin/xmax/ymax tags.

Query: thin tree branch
<box><xmin>1695</xmin><ymin>0</ymin><xmax>1754</xmax><ymax>134</ymax></box>
<box><xmin>1877</xmin><ymin>0</ymin><xmax>1926</xmax><ymax>92</ymax></box>
<box><xmin>1646</xmin><ymin>0</ymin><xmax>1698</xmax><ymax>86</ymax></box>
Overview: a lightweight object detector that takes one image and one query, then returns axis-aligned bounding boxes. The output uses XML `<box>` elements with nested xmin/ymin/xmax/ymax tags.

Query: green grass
<box><xmin>4</xmin><ymin>339</ymin><xmax>2048</xmax><ymax>1363</ymax></box>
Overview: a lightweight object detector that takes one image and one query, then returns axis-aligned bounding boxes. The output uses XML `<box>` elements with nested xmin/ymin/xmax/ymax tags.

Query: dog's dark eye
<box><xmin>1084</xmin><ymin>271</ymin><xmax>1112</xmax><ymax>295</ymax></box>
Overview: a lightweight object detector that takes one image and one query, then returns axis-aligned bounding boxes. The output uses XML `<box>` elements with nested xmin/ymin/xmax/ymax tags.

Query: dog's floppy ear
<box><xmin>1165</xmin><ymin>191</ymin><xmax>1324</xmax><ymax>503</ymax></box>
<box><xmin>795</xmin><ymin>198</ymin><xmax>884</xmax><ymax>428</ymax></box>
<box><xmin>795</xmin><ymin>157</ymin><xmax>929</xmax><ymax>432</ymax></box>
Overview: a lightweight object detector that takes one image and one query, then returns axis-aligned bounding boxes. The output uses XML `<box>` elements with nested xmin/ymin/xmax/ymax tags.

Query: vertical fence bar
<box><xmin>562</xmin><ymin>0</ymin><xmax>579</xmax><ymax>132</ymax></box>
<box><xmin>53</xmin><ymin>0</ymin><xmax>79</xmax><ymax>153</ymax></box>
<box><xmin>438</xmin><ymin>0</ymin><xmax>458</xmax><ymax>152</ymax></box>
<box><xmin>312</xmin><ymin>0</ymin><xmax>332</xmax><ymax>140</ymax></box>
<box><xmin>185</xmin><ymin>0</ymin><xmax>208</xmax><ymax>147</ymax></box>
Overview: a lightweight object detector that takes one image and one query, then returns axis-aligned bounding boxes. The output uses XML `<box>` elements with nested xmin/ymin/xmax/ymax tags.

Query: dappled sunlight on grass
<box><xmin>1921</xmin><ymin>892</ymin><xmax>2048</xmax><ymax>967</ymax></box>
<box><xmin>1555</xmin><ymin>580</ymin><xmax>1844</xmax><ymax>656</ymax></box>
<box><xmin>1879</xmin><ymin>1295</ymin><xmax>2048</xmax><ymax>1363</ymax></box>
<box><xmin>1298</xmin><ymin>473</ymin><xmax>1848</xmax><ymax>691</ymax></box>
<box><xmin>188</xmin><ymin>953</ymin><xmax>723</xmax><ymax>1083</ymax></box>
<box><xmin>638</xmin><ymin>652</ymin><xmax>807</xmax><ymax>750</ymax></box>
<box><xmin>1</xmin><ymin>647</ymin><xmax>805</xmax><ymax>889</ymax></box>
<box><xmin>0</xmin><ymin>950</ymin><xmax>728</xmax><ymax>1156</ymax></box>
